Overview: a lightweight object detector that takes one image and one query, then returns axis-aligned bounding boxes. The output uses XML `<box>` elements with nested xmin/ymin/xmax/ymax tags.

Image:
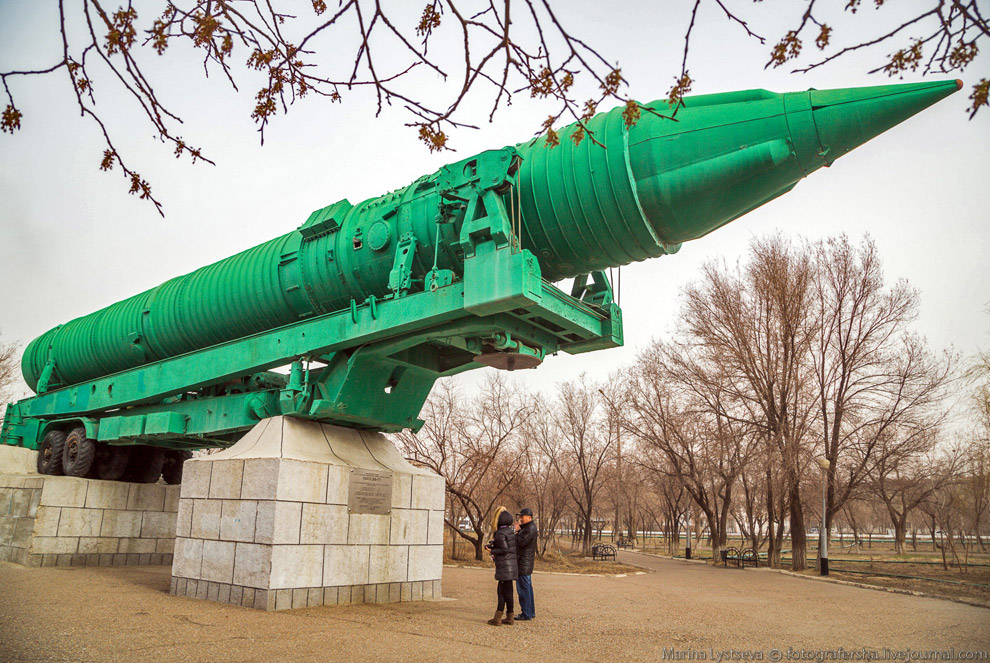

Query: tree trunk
<box><xmin>766</xmin><ymin>467</ymin><xmax>780</xmax><ymax>568</ymax></box>
<box><xmin>474</xmin><ymin>535</ymin><xmax>486</xmax><ymax>561</ymax></box>
<box><xmin>893</xmin><ymin>519</ymin><xmax>906</xmax><ymax>554</ymax></box>
<box><xmin>583</xmin><ymin>511</ymin><xmax>593</xmax><ymax>555</ymax></box>
<box><xmin>718</xmin><ymin>486</ymin><xmax>731</xmax><ymax>553</ymax></box>
<box><xmin>788</xmin><ymin>480</ymin><xmax>807</xmax><ymax>571</ymax></box>
<box><xmin>702</xmin><ymin>505</ymin><xmax>720</xmax><ymax>563</ymax></box>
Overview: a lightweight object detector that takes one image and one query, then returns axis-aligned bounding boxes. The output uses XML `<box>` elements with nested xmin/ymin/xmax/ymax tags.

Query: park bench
<box><xmin>592</xmin><ymin>543</ymin><xmax>617</xmax><ymax>561</ymax></box>
<box><xmin>721</xmin><ymin>547</ymin><xmax>759</xmax><ymax>568</ymax></box>
<box><xmin>616</xmin><ymin>537</ymin><xmax>633</xmax><ymax>549</ymax></box>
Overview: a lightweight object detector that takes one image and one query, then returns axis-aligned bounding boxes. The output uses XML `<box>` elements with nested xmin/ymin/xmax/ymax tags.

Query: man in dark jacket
<box><xmin>514</xmin><ymin>508</ymin><xmax>538</xmax><ymax>621</ymax></box>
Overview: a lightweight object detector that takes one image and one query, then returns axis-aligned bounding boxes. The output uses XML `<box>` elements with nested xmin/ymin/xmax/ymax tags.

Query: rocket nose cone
<box><xmin>809</xmin><ymin>79</ymin><xmax>960</xmax><ymax>164</ymax></box>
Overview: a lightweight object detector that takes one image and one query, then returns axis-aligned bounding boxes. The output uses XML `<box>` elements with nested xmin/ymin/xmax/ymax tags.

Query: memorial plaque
<box><xmin>348</xmin><ymin>469</ymin><xmax>393</xmax><ymax>515</ymax></box>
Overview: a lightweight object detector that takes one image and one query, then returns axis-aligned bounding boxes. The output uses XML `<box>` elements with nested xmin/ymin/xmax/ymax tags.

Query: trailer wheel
<box><xmin>124</xmin><ymin>446</ymin><xmax>166</xmax><ymax>483</ymax></box>
<box><xmin>94</xmin><ymin>444</ymin><xmax>132</xmax><ymax>481</ymax></box>
<box><xmin>161</xmin><ymin>450</ymin><xmax>193</xmax><ymax>485</ymax></box>
<box><xmin>62</xmin><ymin>427</ymin><xmax>96</xmax><ymax>477</ymax></box>
<box><xmin>37</xmin><ymin>430</ymin><xmax>67</xmax><ymax>475</ymax></box>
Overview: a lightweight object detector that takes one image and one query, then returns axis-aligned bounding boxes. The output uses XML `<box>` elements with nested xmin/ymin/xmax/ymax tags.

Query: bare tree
<box><xmin>918</xmin><ymin>446</ymin><xmax>969</xmax><ymax>569</ymax></box>
<box><xmin>518</xmin><ymin>400</ymin><xmax>570</xmax><ymax>557</ymax></box>
<box><xmin>538</xmin><ymin>376</ymin><xmax>613</xmax><ymax>556</ymax></box>
<box><xmin>840</xmin><ymin>498</ymin><xmax>869</xmax><ymax>551</ymax></box>
<box><xmin>397</xmin><ymin>373</ymin><xmax>531</xmax><ymax>560</ymax></box>
<box><xmin>871</xmin><ymin>429</ymin><xmax>949</xmax><ymax>554</ymax></box>
<box><xmin>619</xmin><ymin>461</ymin><xmax>648</xmax><ymax>544</ymax></box>
<box><xmin>961</xmin><ymin>323</ymin><xmax>990</xmax><ymax>549</ymax></box>
<box><xmin>731</xmin><ymin>455</ymin><xmax>770</xmax><ymax>552</ymax></box>
<box><xmin>598</xmin><ymin>375</ymin><xmax>637</xmax><ymax>543</ymax></box>
<box><xmin>627</xmin><ymin>343</ymin><xmax>757</xmax><ymax>563</ymax></box>
<box><xmin>677</xmin><ymin>235</ymin><xmax>818</xmax><ymax>569</ymax></box>
<box><xmin>972</xmin><ymin>348</ymin><xmax>990</xmax><ymax>443</ymax></box>
<box><xmin>0</xmin><ymin>1</ymin><xmax>638</xmax><ymax>215</ymax></box>
<box><xmin>641</xmin><ymin>468</ymin><xmax>687</xmax><ymax>554</ymax></box>
<box><xmin>810</xmin><ymin>235</ymin><xmax>953</xmax><ymax>561</ymax></box>
<box><xmin>0</xmin><ymin>334</ymin><xmax>18</xmax><ymax>419</ymax></box>
<box><xmin>957</xmin><ymin>435</ymin><xmax>990</xmax><ymax>552</ymax></box>
<box><xmin>672</xmin><ymin>1</ymin><xmax>989</xmax><ymax>119</ymax></box>
<box><xmin>4</xmin><ymin>3</ymin><xmax>986</xmax><ymax>215</ymax></box>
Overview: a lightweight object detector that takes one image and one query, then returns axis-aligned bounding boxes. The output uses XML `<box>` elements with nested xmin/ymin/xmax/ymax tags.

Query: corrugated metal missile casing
<box><xmin>514</xmin><ymin>102</ymin><xmax>678</xmax><ymax>281</ymax></box>
<box><xmin>21</xmin><ymin>183</ymin><xmax>467</xmax><ymax>389</ymax></box>
<box><xmin>21</xmin><ymin>79</ymin><xmax>961</xmax><ymax>392</ymax></box>
<box><xmin>21</xmin><ymin>103</ymin><xmax>672</xmax><ymax>390</ymax></box>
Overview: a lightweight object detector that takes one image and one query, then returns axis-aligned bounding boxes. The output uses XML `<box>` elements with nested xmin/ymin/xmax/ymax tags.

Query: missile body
<box><xmin>21</xmin><ymin>80</ymin><xmax>959</xmax><ymax>391</ymax></box>
<box><xmin>516</xmin><ymin>79</ymin><xmax>961</xmax><ymax>279</ymax></box>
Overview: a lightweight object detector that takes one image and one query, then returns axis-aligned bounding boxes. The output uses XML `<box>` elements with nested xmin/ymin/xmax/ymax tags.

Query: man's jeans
<box><xmin>516</xmin><ymin>574</ymin><xmax>535</xmax><ymax>618</ymax></box>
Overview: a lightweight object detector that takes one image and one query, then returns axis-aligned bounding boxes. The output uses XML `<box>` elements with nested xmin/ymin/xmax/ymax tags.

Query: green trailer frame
<box><xmin>1</xmin><ymin>149</ymin><xmax>620</xmax><ymax>453</ymax></box>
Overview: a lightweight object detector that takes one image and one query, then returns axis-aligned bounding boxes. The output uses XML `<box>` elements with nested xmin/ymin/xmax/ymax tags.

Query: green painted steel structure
<box><xmin>0</xmin><ymin>80</ymin><xmax>960</xmax><ymax>479</ymax></box>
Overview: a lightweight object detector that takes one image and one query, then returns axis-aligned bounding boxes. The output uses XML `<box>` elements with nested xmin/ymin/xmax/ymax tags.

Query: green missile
<box><xmin>21</xmin><ymin>80</ymin><xmax>959</xmax><ymax>391</ymax></box>
<box><xmin>517</xmin><ymin>79</ymin><xmax>961</xmax><ymax>279</ymax></box>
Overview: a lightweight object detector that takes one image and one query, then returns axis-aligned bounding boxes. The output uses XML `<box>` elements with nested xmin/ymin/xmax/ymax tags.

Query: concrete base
<box><xmin>170</xmin><ymin>576</ymin><xmax>444</xmax><ymax>610</ymax></box>
<box><xmin>170</xmin><ymin>417</ymin><xmax>445</xmax><ymax>610</ymax></box>
<box><xmin>0</xmin><ymin>445</ymin><xmax>39</xmax><ymax>475</ymax></box>
<box><xmin>0</xmin><ymin>473</ymin><xmax>179</xmax><ymax>567</ymax></box>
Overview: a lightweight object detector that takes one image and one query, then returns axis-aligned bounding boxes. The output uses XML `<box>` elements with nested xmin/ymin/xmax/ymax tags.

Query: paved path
<box><xmin>0</xmin><ymin>554</ymin><xmax>987</xmax><ymax>663</ymax></box>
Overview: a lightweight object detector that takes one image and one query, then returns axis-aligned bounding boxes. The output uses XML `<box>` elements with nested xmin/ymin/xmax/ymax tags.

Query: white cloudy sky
<box><xmin>1</xmin><ymin>1</ymin><xmax>987</xmax><ymax>404</ymax></box>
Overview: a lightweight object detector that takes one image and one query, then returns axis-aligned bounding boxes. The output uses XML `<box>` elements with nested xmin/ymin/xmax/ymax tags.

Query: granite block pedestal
<box><xmin>0</xmin><ymin>444</ymin><xmax>179</xmax><ymax>568</ymax></box>
<box><xmin>169</xmin><ymin>416</ymin><xmax>445</xmax><ymax>610</ymax></box>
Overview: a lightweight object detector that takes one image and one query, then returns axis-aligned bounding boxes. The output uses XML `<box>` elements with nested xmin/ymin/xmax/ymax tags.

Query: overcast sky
<box><xmin>1</xmin><ymin>1</ymin><xmax>987</xmax><ymax>405</ymax></box>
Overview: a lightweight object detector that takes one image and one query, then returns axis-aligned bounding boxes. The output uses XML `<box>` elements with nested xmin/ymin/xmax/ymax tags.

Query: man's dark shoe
<box><xmin>516</xmin><ymin>615</ymin><xmax>533</xmax><ymax>621</ymax></box>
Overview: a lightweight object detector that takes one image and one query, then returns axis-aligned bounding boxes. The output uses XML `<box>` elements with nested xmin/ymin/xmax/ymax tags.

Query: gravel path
<box><xmin>0</xmin><ymin>552</ymin><xmax>986</xmax><ymax>663</ymax></box>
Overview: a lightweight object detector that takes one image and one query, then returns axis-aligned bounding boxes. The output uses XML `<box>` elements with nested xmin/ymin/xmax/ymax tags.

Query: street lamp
<box><xmin>815</xmin><ymin>456</ymin><xmax>830</xmax><ymax>576</ymax></box>
<box><xmin>685</xmin><ymin>508</ymin><xmax>692</xmax><ymax>560</ymax></box>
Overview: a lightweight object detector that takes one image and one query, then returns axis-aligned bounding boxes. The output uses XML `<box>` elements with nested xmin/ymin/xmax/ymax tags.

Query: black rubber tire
<box><xmin>37</xmin><ymin>429</ymin><xmax>67</xmax><ymax>475</ymax></box>
<box><xmin>94</xmin><ymin>444</ymin><xmax>132</xmax><ymax>481</ymax></box>
<box><xmin>84</xmin><ymin>455</ymin><xmax>102</xmax><ymax>479</ymax></box>
<box><xmin>123</xmin><ymin>446</ymin><xmax>166</xmax><ymax>484</ymax></box>
<box><xmin>62</xmin><ymin>427</ymin><xmax>96</xmax><ymax>477</ymax></box>
<box><xmin>161</xmin><ymin>450</ymin><xmax>193</xmax><ymax>485</ymax></box>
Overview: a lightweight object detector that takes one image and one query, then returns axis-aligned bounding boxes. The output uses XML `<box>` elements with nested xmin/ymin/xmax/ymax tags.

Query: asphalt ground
<box><xmin>0</xmin><ymin>550</ymin><xmax>987</xmax><ymax>662</ymax></box>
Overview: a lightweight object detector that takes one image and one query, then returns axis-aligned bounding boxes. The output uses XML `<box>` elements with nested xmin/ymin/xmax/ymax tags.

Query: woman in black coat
<box><xmin>486</xmin><ymin>508</ymin><xmax>518</xmax><ymax>625</ymax></box>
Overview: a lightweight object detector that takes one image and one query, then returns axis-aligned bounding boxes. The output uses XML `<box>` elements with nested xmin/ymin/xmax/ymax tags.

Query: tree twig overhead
<box><xmin>0</xmin><ymin>0</ymin><xmax>632</xmax><ymax>215</ymax></box>
<box><xmin>2</xmin><ymin>1</ymin><xmax>986</xmax><ymax>216</ymax></box>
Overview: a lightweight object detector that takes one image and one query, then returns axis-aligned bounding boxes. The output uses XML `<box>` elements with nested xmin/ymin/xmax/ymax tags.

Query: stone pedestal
<box><xmin>169</xmin><ymin>417</ymin><xmax>445</xmax><ymax>611</ymax></box>
<box><xmin>0</xmin><ymin>445</ymin><xmax>38</xmax><ymax>475</ymax></box>
<box><xmin>0</xmin><ymin>472</ymin><xmax>179</xmax><ymax>567</ymax></box>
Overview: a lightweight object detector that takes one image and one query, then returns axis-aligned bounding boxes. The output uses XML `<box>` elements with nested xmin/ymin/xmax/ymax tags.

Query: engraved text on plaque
<box><xmin>348</xmin><ymin>469</ymin><xmax>393</xmax><ymax>515</ymax></box>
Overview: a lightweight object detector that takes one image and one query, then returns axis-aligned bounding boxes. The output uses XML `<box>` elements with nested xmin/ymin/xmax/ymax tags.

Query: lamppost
<box><xmin>685</xmin><ymin>508</ymin><xmax>692</xmax><ymax>560</ymax></box>
<box><xmin>816</xmin><ymin>456</ymin><xmax>830</xmax><ymax>576</ymax></box>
